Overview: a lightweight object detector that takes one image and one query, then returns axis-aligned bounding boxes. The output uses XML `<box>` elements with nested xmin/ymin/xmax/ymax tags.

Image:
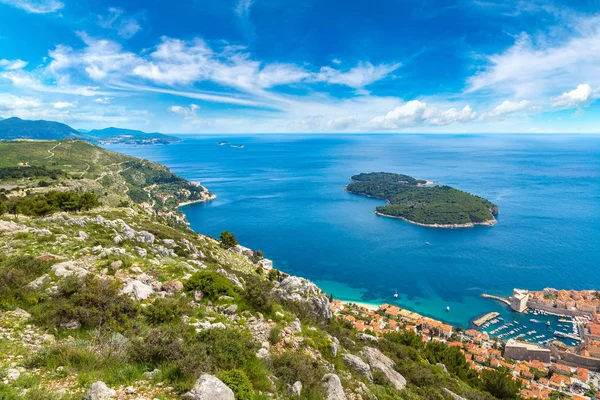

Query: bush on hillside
<box><xmin>35</xmin><ymin>276</ymin><xmax>138</xmax><ymax>332</ymax></box>
<box><xmin>184</xmin><ymin>271</ymin><xmax>235</xmax><ymax>300</ymax></box>
<box><xmin>217</xmin><ymin>369</ymin><xmax>254</xmax><ymax>400</ymax></box>
<box><xmin>0</xmin><ymin>256</ymin><xmax>51</xmax><ymax>310</ymax></box>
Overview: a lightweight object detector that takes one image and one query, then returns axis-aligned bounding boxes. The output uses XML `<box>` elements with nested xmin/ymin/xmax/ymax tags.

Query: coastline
<box><xmin>340</xmin><ymin>299</ymin><xmax>380</xmax><ymax>311</ymax></box>
<box><xmin>374</xmin><ymin>210</ymin><xmax>497</xmax><ymax>229</ymax></box>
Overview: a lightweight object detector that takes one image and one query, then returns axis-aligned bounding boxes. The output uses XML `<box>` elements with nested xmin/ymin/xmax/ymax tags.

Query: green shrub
<box><xmin>0</xmin><ymin>255</ymin><xmax>51</xmax><ymax>310</ymax></box>
<box><xmin>34</xmin><ymin>276</ymin><xmax>138</xmax><ymax>332</ymax></box>
<box><xmin>143</xmin><ymin>297</ymin><xmax>189</xmax><ymax>325</ymax></box>
<box><xmin>268</xmin><ymin>326</ymin><xmax>281</xmax><ymax>345</ymax></box>
<box><xmin>217</xmin><ymin>369</ymin><xmax>254</xmax><ymax>400</ymax></box>
<box><xmin>184</xmin><ymin>271</ymin><xmax>235</xmax><ymax>300</ymax></box>
<box><xmin>197</xmin><ymin>328</ymin><xmax>257</xmax><ymax>371</ymax></box>
<box><xmin>243</xmin><ymin>275</ymin><xmax>274</xmax><ymax>314</ymax></box>
<box><xmin>271</xmin><ymin>352</ymin><xmax>324</xmax><ymax>390</ymax></box>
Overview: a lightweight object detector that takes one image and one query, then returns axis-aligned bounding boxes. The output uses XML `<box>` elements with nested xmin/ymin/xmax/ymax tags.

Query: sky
<box><xmin>1</xmin><ymin>0</ymin><xmax>600</xmax><ymax>133</ymax></box>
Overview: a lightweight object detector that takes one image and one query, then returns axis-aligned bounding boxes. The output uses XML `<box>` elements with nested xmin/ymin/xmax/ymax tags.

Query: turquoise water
<box><xmin>106</xmin><ymin>134</ymin><xmax>600</xmax><ymax>329</ymax></box>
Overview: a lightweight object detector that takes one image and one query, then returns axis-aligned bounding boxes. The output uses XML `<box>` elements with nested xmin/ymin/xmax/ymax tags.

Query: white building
<box><xmin>510</xmin><ymin>288</ymin><xmax>530</xmax><ymax>313</ymax></box>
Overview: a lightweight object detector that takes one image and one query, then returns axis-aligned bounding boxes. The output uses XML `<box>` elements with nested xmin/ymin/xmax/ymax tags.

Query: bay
<box><xmin>106</xmin><ymin>134</ymin><xmax>600</xmax><ymax>328</ymax></box>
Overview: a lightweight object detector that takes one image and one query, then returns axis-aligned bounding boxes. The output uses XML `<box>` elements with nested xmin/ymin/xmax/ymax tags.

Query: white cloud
<box><xmin>482</xmin><ymin>100</ymin><xmax>532</xmax><ymax>119</ymax></box>
<box><xmin>0</xmin><ymin>0</ymin><xmax>63</xmax><ymax>13</ymax></box>
<box><xmin>467</xmin><ymin>17</ymin><xmax>600</xmax><ymax>101</ymax></box>
<box><xmin>0</xmin><ymin>70</ymin><xmax>104</xmax><ymax>96</ymax></box>
<box><xmin>365</xmin><ymin>100</ymin><xmax>476</xmax><ymax>130</ymax></box>
<box><xmin>316</xmin><ymin>62</ymin><xmax>401</xmax><ymax>89</ymax></box>
<box><xmin>327</xmin><ymin>116</ymin><xmax>357</xmax><ymax>130</ymax></box>
<box><xmin>168</xmin><ymin>104</ymin><xmax>200</xmax><ymax>119</ymax></box>
<box><xmin>94</xmin><ymin>97</ymin><xmax>111</xmax><ymax>104</ymax></box>
<box><xmin>98</xmin><ymin>8</ymin><xmax>142</xmax><ymax>39</ymax></box>
<box><xmin>550</xmin><ymin>84</ymin><xmax>593</xmax><ymax>108</ymax></box>
<box><xmin>52</xmin><ymin>101</ymin><xmax>73</xmax><ymax>109</ymax></box>
<box><xmin>235</xmin><ymin>0</ymin><xmax>253</xmax><ymax>17</ymax></box>
<box><xmin>0</xmin><ymin>59</ymin><xmax>28</xmax><ymax>70</ymax></box>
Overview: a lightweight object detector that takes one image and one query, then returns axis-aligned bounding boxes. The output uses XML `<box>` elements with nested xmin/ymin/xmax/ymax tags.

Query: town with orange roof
<box><xmin>330</xmin><ymin>298</ymin><xmax>600</xmax><ymax>399</ymax></box>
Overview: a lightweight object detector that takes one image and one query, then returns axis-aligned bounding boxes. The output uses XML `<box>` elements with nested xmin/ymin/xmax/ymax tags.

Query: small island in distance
<box><xmin>346</xmin><ymin>172</ymin><xmax>499</xmax><ymax>228</ymax></box>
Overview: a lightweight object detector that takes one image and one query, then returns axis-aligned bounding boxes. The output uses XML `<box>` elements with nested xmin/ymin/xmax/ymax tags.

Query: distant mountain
<box><xmin>87</xmin><ymin>127</ymin><xmax>180</xmax><ymax>144</ymax></box>
<box><xmin>0</xmin><ymin>117</ymin><xmax>87</xmax><ymax>140</ymax></box>
<box><xmin>0</xmin><ymin>117</ymin><xmax>180</xmax><ymax>144</ymax></box>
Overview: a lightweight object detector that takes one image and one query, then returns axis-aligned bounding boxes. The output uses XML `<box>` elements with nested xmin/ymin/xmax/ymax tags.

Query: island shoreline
<box><xmin>344</xmin><ymin>185</ymin><xmax>497</xmax><ymax>229</ymax></box>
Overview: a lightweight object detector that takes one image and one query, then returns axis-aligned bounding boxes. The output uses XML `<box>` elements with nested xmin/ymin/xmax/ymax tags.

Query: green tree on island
<box><xmin>220</xmin><ymin>230</ymin><xmax>238</xmax><ymax>249</ymax></box>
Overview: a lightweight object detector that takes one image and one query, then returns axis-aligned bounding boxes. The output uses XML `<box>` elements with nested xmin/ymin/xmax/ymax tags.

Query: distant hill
<box><xmin>0</xmin><ymin>117</ymin><xmax>180</xmax><ymax>144</ymax></box>
<box><xmin>0</xmin><ymin>117</ymin><xmax>87</xmax><ymax>140</ymax></box>
<box><xmin>88</xmin><ymin>127</ymin><xmax>180</xmax><ymax>144</ymax></box>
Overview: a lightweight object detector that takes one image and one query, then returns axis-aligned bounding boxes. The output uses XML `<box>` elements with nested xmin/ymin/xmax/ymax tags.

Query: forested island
<box><xmin>346</xmin><ymin>172</ymin><xmax>499</xmax><ymax>228</ymax></box>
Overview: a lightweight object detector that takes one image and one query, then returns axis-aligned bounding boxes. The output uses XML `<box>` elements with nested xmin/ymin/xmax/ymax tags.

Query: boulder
<box><xmin>121</xmin><ymin>280</ymin><xmax>154</xmax><ymax>300</ymax></box>
<box><xmin>12</xmin><ymin>308</ymin><xmax>31</xmax><ymax>319</ymax></box>
<box><xmin>136</xmin><ymin>231</ymin><xmax>155</xmax><ymax>244</ymax></box>
<box><xmin>182</xmin><ymin>374</ymin><xmax>234</xmax><ymax>400</ymax></box>
<box><xmin>27</xmin><ymin>274</ymin><xmax>49</xmax><ymax>289</ymax></box>
<box><xmin>162</xmin><ymin>239</ymin><xmax>177</xmax><ymax>248</ymax></box>
<box><xmin>110</xmin><ymin>260</ymin><xmax>123</xmax><ymax>269</ymax></box>
<box><xmin>84</xmin><ymin>381</ymin><xmax>115</xmax><ymax>400</ymax></box>
<box><xmin>162</xmin><ymin>280</ymin><xmax>184</xmax><ymax>293</ymax></box>
<box><xmin>442</xmin><ymin>388</ymin><xmax>468</xmax><ymax>400</ymax></box>
<box><xmin>321</xmin><ymin>374</ymin><xmax>347</xmax><ymax>400</ymax></box>
<box><xmin>342</xmin><ymin>354</ymin><xmax>372</xmax><ymax>381</ymax></box>
<box><xmin>6</xmin><ymin>369</ymin><xmax>20</xmax><ymax>381</ymax></box>
<box><xmin>290</xmin><ymin>381</ymin><xmax>302</xmax><ymax>396</ymax></box>
<box><xmin>135</xmin><ymin>247</ymin><xmax>147</xmax><ymax>258</ymax></box>
<box><xmin>113</xmin><ymin>234</ymin><xmax>123</xmax><ymax>245</ymax></box>
<box><xmin>51</xmin><ymin>260</ymin><xmax>90</xmax><ymax>278</ymax></box>
<box><xmin>361</xmin><ymin>347</ymin><xmax>406</xmax><ymax>390</ymax></box>
<box><xmin>60</xmin><ymin>319</ymin><xmax>81</xmax><ymax>330</ymax></box>
<box><xmin>78</xmin><ymin>231</ymin><xmax>90</xmax><ymax>240</ymax></box>
<box><xmin>270</xmin><ymin>276</ymin><xmax>332</xmax><ymax>321</ymax></box>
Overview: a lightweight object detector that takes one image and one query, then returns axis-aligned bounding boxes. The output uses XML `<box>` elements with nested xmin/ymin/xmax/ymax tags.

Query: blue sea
<box><xmin>106</xmin><ymin>134</ymin><xmax>600</xmax><ymax>335</ymax></box>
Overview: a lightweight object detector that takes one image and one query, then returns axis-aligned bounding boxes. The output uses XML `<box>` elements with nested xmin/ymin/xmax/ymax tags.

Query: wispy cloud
<box><xmin>235</xmin><ymin>0</ymin><xmax>254</xmax><ymax>17</ymax></box>
<box><xmin>0</xmin><ymin>0</ymin><xmax>63</xmax><ymax>13</ymax></box>
<box><xmin>98</xmin><ymin>8</ymin><xmax>142</xmax><ymax>39</ymax></box>
<box><xmin>0</xmin><ymin>59</ymin><xmax>28</xmax><ymax>70</ymax></box>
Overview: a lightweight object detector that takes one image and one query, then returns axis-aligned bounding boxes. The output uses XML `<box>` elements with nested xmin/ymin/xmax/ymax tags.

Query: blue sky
<box><xmin>0</xmin><ymin>0</ymin><xmax>599</xmax><ymax>133</ymax></box>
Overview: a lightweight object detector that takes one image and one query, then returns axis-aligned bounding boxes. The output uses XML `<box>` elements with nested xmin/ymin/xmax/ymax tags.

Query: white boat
<box><xmin>393</xmin><ymin>290</ymin><xmax>398</xmax><ymax>298</ymax></box>
<box><xmin>446</xmin><ymin>306</ymin><xmax>450</xmax><ymax>312</ymax></box>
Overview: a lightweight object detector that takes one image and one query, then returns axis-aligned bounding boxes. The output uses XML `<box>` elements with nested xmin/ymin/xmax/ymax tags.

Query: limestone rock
<box><xmin>12</xmin><ymin>308</ymin><xmax>31</xmax><ymax>319</ymax></box>
<box><xmin>51</xmin><ymin>260</ymin><xmax>90</xmax><ymax>278</ymax></box>
<box><xmin>342</xmin><ymin>353</ymin><xmax>372</xmax><ymax>381</ymax></box>
<box><xmin>60</xmin><ymin>320</ymin><xmax>81</xmax><ymax>330</ymax></box>
<box><xmin>27</xmin><ymin>274</ymin><xmax>49</xmax><ymax>289</ymax></box>
<box><xmin>182</xmin><ymin>374</ymin><xmax>234</xmax><ymax>400</ymax></box>
<box><xmin>136</xmin><ymin>231</ymin><xmax>155</xmax><ymax>244</ymax></box>
<box><xmin>121</xmin><ymin>280</ymin><xmax>154</xmax><ymax>300</ymax></box>
<box><xmin>270</xmin><ymin>276</ymin><xmax>332</xmax><ymax>321</ymax></box>
<box><xmin>162</xmin><ymin>280</ymin><xmax>184</xmax><ymax>293</ymax></box>
<box><xmin>84</xmin><ymin>381</ymin><xmax>115</xmax><ymax>400</ymax></box>
<box><xmin>290</xmin><ymin>381</ymin><xmax>302</xmax><ymax>396</ymax></box>
<box><xmin>6</xmin><ymin>369</ymin><xmax>20</xmax><ymax>381</ymax></box>
<box><xmin>321</xmin><ymin>374</ymin><xmax>347</xmax><ymax>400</ymax></box>
<box><xmin>362</xmin><ymin>347</ymin><xmax>406</xmax><ymax>390</ymax></box>
<box><xmin>110</xmin><ymin>260</ymin><xmax>123</xmax><ymax>269</ymax></box>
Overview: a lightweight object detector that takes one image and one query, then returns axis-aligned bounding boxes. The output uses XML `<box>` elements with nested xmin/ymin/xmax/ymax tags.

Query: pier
<box><xmin>481</xmin><ymin>293</ymin><xmax>511</xmax><ymax>306</ymax></box>
<box><xmin>473</xmin><ymin>312</ymin><xmax>500</xmax><ymax>327</ymax></box>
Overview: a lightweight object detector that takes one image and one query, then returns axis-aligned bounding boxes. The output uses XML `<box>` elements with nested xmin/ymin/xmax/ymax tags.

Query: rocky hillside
<box><xmin>0</xmin><ymin>141</ymin><xmax>505</xmax><ymax>400</ymax></box>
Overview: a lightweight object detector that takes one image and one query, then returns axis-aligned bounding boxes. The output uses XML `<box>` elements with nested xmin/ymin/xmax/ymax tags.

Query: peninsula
<box><xmin>346</xmin><ymin>172</ymin><xmax>499</xmax><ymax>228</ymax></box>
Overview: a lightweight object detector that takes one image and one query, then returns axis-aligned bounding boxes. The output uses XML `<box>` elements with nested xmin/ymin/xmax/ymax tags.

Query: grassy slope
<box><xmin>0</xmin><ymin>140</ymin><xmax>212</xmax><ymax>217</ymax></box>
<box><xmin>347</xmin><ymin>172</ymin><xmax>498</xmax><ymax>226</ymax></box>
